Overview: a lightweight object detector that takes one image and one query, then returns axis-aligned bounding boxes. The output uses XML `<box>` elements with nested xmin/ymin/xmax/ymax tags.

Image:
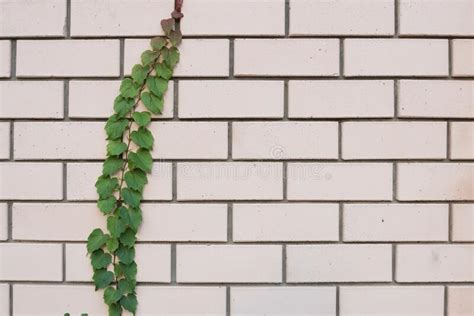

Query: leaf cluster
<box><xmin>86</xmin><ymin>15</ymin><xmax>182</xmax><ymax>316</ymax></box>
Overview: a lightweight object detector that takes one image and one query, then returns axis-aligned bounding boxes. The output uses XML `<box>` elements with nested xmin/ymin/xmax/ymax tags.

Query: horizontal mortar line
<box><xmin>4</xmin><ymin>240</ymin><xmax>473</xmax><ymax>245</ymax></box>
<box><xmin>5</xmin><ymin>158</ymin><xmax>474</xmax><ymax>163</ymax></box>
<box><xmin>2</xmin><ymin>34</ymin><xmax>474</xmax><ymax>40</ymax></box>
<box><xmin>3</xmin><ymin>117</ymin><xmax>474</xmax><ymax>123</ymax></box>
<box><xmin>3</xmin><ymin>76</ymin><xmax>474</xmax><ymax>81</ymax></box>
<box><xmin>4</xmin><ymin>200</ymin><xmax>474</xmax><ymax>204</ymax></box>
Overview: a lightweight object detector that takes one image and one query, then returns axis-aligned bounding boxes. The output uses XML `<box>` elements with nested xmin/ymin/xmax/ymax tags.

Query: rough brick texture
<box><xmin>1</xmin><ymin>1</ymin><xmax>473</xmax><ymax>315</ymax></box>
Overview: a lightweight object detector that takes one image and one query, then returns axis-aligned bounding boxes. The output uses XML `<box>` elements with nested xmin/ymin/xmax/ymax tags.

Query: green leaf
<box><xmin>155</xmin><ymin>62</ymin><xmax>173</xmax><ymax>80</ymax></box>
<box><xmin>104</xmin><ymin>287</ymin><xmax>122</xmax><ymax>305</ymax></box>
<box><xmin>108</xmin><ymin>303</ymin><xmax>122</xmax><ymax>316</ymax></box>
<box><xmin>113</xmin><ymin>96</ymin><xmax>135</xmax><ymax>118</ymax></box>
<box><xmin>120</xmin><ymin>78</ymin><xmax>140</xmax><ymax>98</ymax></box>
<box><xmin>102</xmin><ymin>157</ymin><xmax>123</xmax><ymax>176</ymax></box>
<box><xmin>97</xmin><ymin>196</ymin><xmax>117</xmax><ymax>215</ymax></box>
<box><xmin>132</xmin><ymin>111</ymin><xmax>151</xmax><ymax>127</ymax></box>
<box><xmin>161</xmin><ymin>18</ymin><xmax>174</xmax><ymax>35</ymax></box>
<box><xmin>106</xmin><ymin>237</ymin><xmax>119</xmax><ymax>253</ymax></box>
<box><xmin>118</xmin><ymin>279</ymin><xmax>135</xmax><ymax>295</ymax></box>
<box><xmin>151</xmin><ymin>37</ymin><xmax>167</xmax><ymax>50</ymax></box>
<box><xmin>114</xmin><ymin>263</ymin><xmax>124</xmax><ymax>278</ymax></box>
<box><xmin>128</xmin><ymin>149</ymin><xmax>153</xmax><ymax>173</ymax></box>
<box><xmin>119</xmin><ymin>228</ymin><xmax>136</xmax><ymax>247</ymax></box>
<box><xmin>146</xmin><ymin>76</ymin><xmax>168</xmax><ymax>98</ymax></box>
<box><xmin>122</xmin><ymin>188</ymin><xmax>141</xmax><ymax>208</ymax></box>
<box><xmin>91</xmin><ymin>249</ymin><xmax>112</xmax><ymax>270</ymax></box>
<box><xmin>107</xmin><ymin>216</ymin><xmax>126</xmax><ymax>238</ymax></box>
<box><xmin>130</xmin><ymin>127</ymin><xmax>154</xmax><ymax>150</ymax></box>
<box><xmin>87</xmin><ymin>228</ymin><xmax>109</xmax><ymax>253</ymax></box>
<box><xmin>141</xmin><ymin>91</ymin><xmax>163</xmax><ymax>114</ymax></box>
<box><xmin>123</xmin><ymin>261</ymin><xmax>137</xmax><ymax>281</ymax></box>
<box><xmin>119</xmin><ymin>206</ymin><xmax>142</xmax><ymax>232</ymax></box>
<box><xmin>121</xmin><ymin>294</ymin><xmax>138</xmax><ymax>313</ymax></box>
<box><xmin>131</xmin><ymin>64</ymin><xmax>147</xmax><ymax>85</ymax></box>
<box><xmin>117</xmin><ymin>245</ymin><xmax>135</xmax><ymax>265</ymax></box>
<box><xmin>93</xmin><ymin>269</ymin><xmax>114</xmax><ymax>289</ymax></box>
<box><xmin>107</xmin><ymin>141</ymin><xmax>127</xmax><ymax>156</ymax></box>
<box><xmin>95</xmin><ymin>176</ymin><xmax>119</xmax><ymax>199</ymax></box>
<box><xmin>169</xmin><ymin>29</ymin><xmax>182</xmax><ymax>46</ymax></box>
<box><xmin>163</xmin><ymin>47</ymin><xmax>180</xmax><ymax>68</ymax></box>
<box><xmin>124</xmin><ymin>169</ymin><xmax>148</xmax><ymax>191</ymax></box>
<box><xmin>141</xmin><ymin>50</ymin><xmax>157</xmax><ymax>66</ymax></box>
<box><xmin>105</xmin><ymin>114</ymin><xmax>129</xmax><ymax>139</ymax></box>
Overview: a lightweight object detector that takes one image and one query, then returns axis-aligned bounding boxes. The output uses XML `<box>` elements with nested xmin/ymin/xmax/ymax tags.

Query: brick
<box><xmin>287</xmin><ymin>163</ymin><xmax>393</xmax><ymax>201</ymax></box>
<box><xmin>177</xmin><ymin>162</ymin><xmax>283</xmax><ymax>200</ymax></box>
<box><xmin>67</xmin><ymin>162</ymin><xmax>172</xmax><ymax>200</ymax></box>
<box><xmin>0</xmin><ymin>243</ymin><xmax>62</xmax><ymax>281</ymax></box>
<box><xmin>399</xmin><ymin>0</ymin><xmax>474</xmax><ymax>36</ymax></box>
<box><xmin>0</xmin><ymin>0</ymin><xmax>66</xmax><ymax>37</ymax></box>
<box><xmin>233</xmin><ymin>203</ymin><xmax>339</xmax><ymax>242</ymax></box>
<box><xmin>344</xmin><ymin>39</ymin><xmax>448</xmax><ymax>76</ymax></box>
<box><xmin>0</xmin><ymin>81</ymin><xmax>63</xmax><ymax>118</ymax></box>
<box><xmin>69</xmin><ymin>80</ymin><xmax>173</xmax><ymax>118</ymax></box>
<box><xmin>125</xmin><ymin>39</ymin><xmax>229</xmax><ymax>77</ymax></box>
<box><xmin>140</xmin><ymin>203</ymin><xmax>227</xmax><ymax>242</ymax></box>
<box><xmin>399</xmin><ymin>80</ymin><xmax>474</xmax><ymax>118</ymax></box>
<box><xmin>0</xmin><ymin>122</ymin><xmax>9</xmax><ymax>159</ymax></box>
<box><xmin>181</xmin><ymin>0</ymin><xmax>284</xmax><ymax>35</ymax></box>
<box><xmin>287</xmin><ymin>245</ymin><xmax>392</xmax><ymax>282</ymax></box>
<box><xmin>343</xmin><ymin>204</ymin><xmax>449</xmax><ymax>242</ymax></box>
<box><xmin>452</xmin><ymin>40</ymin><xmax>474</xmax><ymax>77</ymax></box>
<box><xmin>12</xmin><ymin>203</ymin><xmax>104</xmax><ymax>241</ymax></box>
<box><xmin>14</xmin><ymin>122</ymin><xmax>105</xmax><ymax>160</ymax></box>
<box><xmin>179</xmin><ymin>80</ymin><xmax>283</xmax><ymax>118</ymax></box>
<box><xmin>0</xmin><ymin>203</ymin><xmax>6</xmax><ymax>240</ymax></box>
<box><xmin>342</xmin><ymin>121</ymin><xmax>447</xmax><ymax>159</ymax></box>
<box><xmin>0</xmin><ymin>40</ymin><xmax>10</xmax><ymax>77</ymax></box>
<box><xmin>231</xmin><ymin>287</ymin><xmax>336</xmax><ymax>316</ymax></box>
<box><xmin>397</xmin><ymin>245</ymin><xmax>474</xmax><ymax>282</ymax></box>
<box><xmin>451</xmin><ymin>122</ymin><xmax>474</xmax><ymax>159</ymax></box>
<box><xmin>232</xmin><ymin>122</ymin><xmax>338</xmax><ymax>160</ymax></box>
<box><xmin>137</xmin><ymin>286</ymin><xmax>226</xmax><ymax>315</ymax></box>
<box><xmin>290</xmin><ymin>0</ymin><xmax>394</xmax><ymax>35</ymax></box>
<box><xmin>150</xmin><ymin>122</ymin><xmax>228</xmax><ymax>159</ymax></box>
<box><xmin>235</xmin><ymin>39</ymin><xmax>339</xmax><ymax>77</ymax></box>
<box><xmin>66</xmin><ymin>243</ymin><xmax>171</xmax><ymax>282</ymax></box>
<box><xmin>289</xmin><ymin>80</ymin><xmax>394</xmax><ymax>118</ymax></box>
<box><xmin>16</xmin><ymin>40</ymin><xmax>120</xmax><ymax>77</ymax></box>
<box><xmin>70</xmin><ymin>0</ymin><xmax>172</xmax><ymax>36</ymax></box>
<box><xmin>0</xmin><ymin>162</ymin><xmax>62</xmax><ymax>200</ymax></box>
<box><xmin>340</xmin><ymin>286</ymin><xmax>444</xmax><ymax>316</ymax></box>
<box><xmin>448</xmin><ymin>286</ymin><xmax>474</xmax><ymax>316</ymax></box>
<box><xmin>0</xmin><ymin>284</ymin><xmax>8</xmax><ymax>316</ymax></box>
<box><xmin>177</xmin><ymin>245</ymin><xmax>282</xmax><ymax>283</ymax></box>
<box><xmin>452</xmin><ymin>204</ymin><xmax>474</xmax><ymax>242</ymax></box>
<box><xmin>14</xmin><ymin>285</ymin><xmax>106</xmax><ymax>315</ymax></box>
<box><xmin>397</xmin><ymin>163</ymin><xmax>474</xmax><ymax>201</ymax></box>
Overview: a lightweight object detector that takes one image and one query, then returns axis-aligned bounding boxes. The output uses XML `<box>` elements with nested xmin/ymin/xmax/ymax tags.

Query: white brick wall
<box><xmin>1</xmin><ymin>1</ymin><xmax>473</xmax><ymax>315</ymax></box>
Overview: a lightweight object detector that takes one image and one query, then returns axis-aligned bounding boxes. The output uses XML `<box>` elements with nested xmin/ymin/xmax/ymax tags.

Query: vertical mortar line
<box><xmin>335</xmin><ymin>286</ymin><xmax>340</xmax><ymax>316</ymax></box>
<box><xmin>119</xmin><ymin>39</ymin><xmax>125</xmax><ymax>79</ymax></box>
<box><xmin>446</xmin><ymin>121</ymin><xmax>451</xmax><ymax>160</ymax></box>
<box><xmin>9</xmin><ymin>283</ymin><xmax>12</xmax><ymax>316</ymax></box>
<box><xmin>171</xmin><ymin>243</ymin><xmax>177</xmax><ymax>284</ymax></box>
<box><xmin>282</xmin><ymin>244</ymin><xmax>287</xmax><ymax>284</ymax></box>
<box><xmin>338</xmin><ymin>203</ymin><xmax>343</xmax><ymax>242</ymax></box>
<box><xmin>339</xmin><ymin>38</ymin><xmax>344</xmax><ymax>78</ymax></box>
<box><xmin>226</xmin><ymin>286</ymin><xmax>231</xmax><ymax>316</ymax></box>
<box><xmin>448</xmin><ymin>39</ymin><xmax>453</xmax><ymax>78</ymax></box>
<box><xmin>63</xmin><ymin>80</ymin><xmax>70</xmax><ymax>120</ymax></box>
<box><xmin>229</xmin><ymin>39</ymin><xmax>235</xmax><ymax>79</ymax></box>
<box><xmin>285</xmin><ymin>0</ymin><xmax>290</xmax><ymax>37</ymax></box>
<box><xmin>62</xmin><ymin>243</ymin><xmax>66</xmax><ymax>282</ymax></box>
<box><xmin>394</xmin><ymin>0</ymin><xmax>399</xmax><ymax>37</ymax></box>
<box><xmin>444</xmin><ymin>285</ymin><xmax>448</xmax><ymax>316</ymax></box>
<box><xmin>394</xmin><ymin>80</ymin><xmax>399</xmax><ymax>118</ymax></box>
<box><xmin>448</xmin><ymin>203</ymin><xmax>453</xmax><ymax>242</ymax></box>
<box><xmin>7</xmin><ymin>203</ymin><xmax>12</xmax><ymax>241</ymax></box>
<box><xmin>392</xmin><ymin>243</ymin><xmax>397</xmax><ymax>283</ymax></box>
<box><xmin>66</xmin><ymin>0</ymin><xmax>71</xmax><ymax>38</ymax></box>
<box><xmin>173</xmin><ymin>79</ymin><xmax>179</xmax><ymax>120</ymax></box>
<box><xmin>392</xmin><ymin>163</ymin><xmax>397</xmax><ymax>201</ymax></box>
<box><xmin>10</xmin><ymin>40</ymin><xmax>16</xmax><ymax>80</ymax></box>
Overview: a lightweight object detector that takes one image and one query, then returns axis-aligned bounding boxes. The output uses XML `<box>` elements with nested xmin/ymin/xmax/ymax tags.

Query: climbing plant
<box><xmin>86</xmin><ymin>2</ymin><xmax>183</xmax><ymax>315</ymax></box>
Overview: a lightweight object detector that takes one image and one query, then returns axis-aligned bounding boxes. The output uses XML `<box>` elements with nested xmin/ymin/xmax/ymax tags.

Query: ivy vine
<box><xmin>85</xmin><ymin>2</ymin><xmax>183</xmax><ymax>315</ymax></box>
